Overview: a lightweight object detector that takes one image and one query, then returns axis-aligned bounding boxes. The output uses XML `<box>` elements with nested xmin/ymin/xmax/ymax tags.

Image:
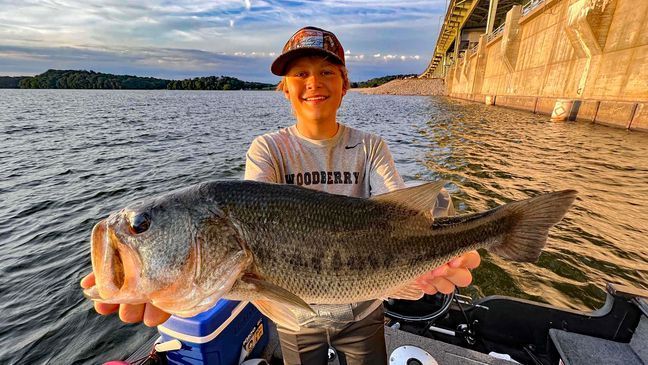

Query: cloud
<box><xmin>0</xmin><ymin>43</ymin><xmax>427</xmax><ymax>82</ymax></box>
<box><xmin>0</xmin><ymin>1</ymin><xmax>444</xmax><ymax>80</ymax></box>
<box><xmin>0</xmin><ymin>44</ymin><xmax>273</xmax><ymax>80</ymax></box>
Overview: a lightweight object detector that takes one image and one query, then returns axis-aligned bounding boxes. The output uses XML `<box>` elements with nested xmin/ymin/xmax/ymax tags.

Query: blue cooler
<box><xmin>157</xmin><ymin>299</ymin><xmax>269</xmax><ymax>365</ymax></box>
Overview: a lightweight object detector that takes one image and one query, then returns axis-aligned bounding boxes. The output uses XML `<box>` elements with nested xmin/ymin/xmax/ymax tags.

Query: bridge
<box><xmin>421</xmin><ymin>0</ymin><xmax>648</xmax><ymax>132</ymax></box>
<box><xmin>420</xmin><ymin>0</ymin><xmax>533</xmax><ymax>78</ymax></box>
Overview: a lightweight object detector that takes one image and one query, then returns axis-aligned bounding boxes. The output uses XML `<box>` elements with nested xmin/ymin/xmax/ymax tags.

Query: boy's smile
<box><xmin>283</xmin><ymin>56</ymin><xmax>346</xmax><ymax>132</ymax></box>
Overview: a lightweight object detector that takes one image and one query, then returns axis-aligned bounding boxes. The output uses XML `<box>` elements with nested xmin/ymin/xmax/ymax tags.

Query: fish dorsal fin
<box><xmin>252</xmin><ymin>299</ymin><xmax>301</xmax><ymax>332</ymax></box>
<box><xmin>371</xmin><ymin>181</ymin><xmax>446</xmax><ymax>213</ymax></box>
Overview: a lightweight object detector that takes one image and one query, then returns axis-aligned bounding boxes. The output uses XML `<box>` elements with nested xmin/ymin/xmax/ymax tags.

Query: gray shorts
<box><xmin>276</xmin><ymin>305</ymin><xmax>387</xmax><ymax>365</ymax></box>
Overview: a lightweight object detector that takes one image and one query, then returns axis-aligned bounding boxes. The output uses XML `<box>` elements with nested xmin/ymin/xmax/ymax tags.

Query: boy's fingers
<box><xmin>94</xmin><ymin>302</ymin><xmax>119</xmax><ymax>315</ymax></box>
<box><xmin>417</xmin><ymin>277</ymin><xmax>455</xmax><ymax>295</ymax></box>
<box><xmin>143</xmin><ymin>304</ymin><xmax>172</xmax><ymax>327</ymax></box>
<box><xmin>429</xmin><ymin>277</ymin><xmax>455</xmax><ymax>294</ymax></box>
<box><xmin>119</xmin><ymin>304</ymin><xmax>145</xmax><ymax>323</ymax></box>
<box><xmin>80</xmin><ymin>272</ymin><xmax>95</xmax><ymax>289</ymax></box>
<box><xmin>425</xmin><ymin>264</ymin><xmax>449</xmax><ymax>279</ymax></box>
<box><xmin>449</xmin><ymin>250</ymin><xmax>481</xmax><ymax>269</ymax></box>
<box><xmin>443</xmin><ymin>267</ymin><xmax>473</xmax><ymax>287</ymax></box>
<box><xmin>415</xmin><ymin>264</ymin><xmax>448</xmax><ymax>284</ymax></box>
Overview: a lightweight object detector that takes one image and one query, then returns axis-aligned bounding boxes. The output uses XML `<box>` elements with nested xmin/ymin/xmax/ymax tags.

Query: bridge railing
<box><xmin>522</xmin><ymin>0</ymin><xmax>546</xmax><ymax>16</ymax></box>
<box><xmin>467</xmin><ymin>43</ymin><xmax>479</xmax><ymax>56</ymax></box>
<box><xmin>486</xmin><ymin>22</ymin><xmax>506</xmax><ymax>43</ymax></box>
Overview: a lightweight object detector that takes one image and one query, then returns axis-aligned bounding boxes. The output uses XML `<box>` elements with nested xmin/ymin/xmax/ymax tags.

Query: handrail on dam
<box><xmin>522</xmin><ymin>0</ymin><xmax>546</xmax><ymax>16</ymax></box>
<box><xmin>467</xmin><ymin>43</ymin><xmax>479</xmax><ymax>56</ymax></box>
<box><xmin>487</xmin><ymin>22</ymin><xmax>506</xmax><ymax>43</ymax></box>
<box><xmin>484</xmin><ymin>0</ymin><xmax>546</xmax><ymax>42</ymax></box>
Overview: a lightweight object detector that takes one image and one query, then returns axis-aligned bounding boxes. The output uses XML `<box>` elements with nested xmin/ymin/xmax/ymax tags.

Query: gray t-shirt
<box><xmin>245</xmin><ymin>123</ymin><xmax>406</xmax><ymax>196</ymax></box>
<box><xmin>244</xmin><ymin>123</ymin><xmax>405</xmax><ymax>328</ymax></box>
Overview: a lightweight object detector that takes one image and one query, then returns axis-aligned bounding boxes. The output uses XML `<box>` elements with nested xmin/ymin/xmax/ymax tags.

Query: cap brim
<box><xmin>271</xmin><ymin>48</ymin><xmax>344</xmax><ymax>76</ymax></box>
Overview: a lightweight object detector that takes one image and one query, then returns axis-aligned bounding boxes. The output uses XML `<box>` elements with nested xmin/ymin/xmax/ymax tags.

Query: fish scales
<box><xmin>200</xmin><ymin>182</ymin><xmax>525</xmax><ymax>303</ymax></box>
<box><xmin>208</xmin><ymin>182</ymin><xmax>431</xmax><ymax>302</ymax></box>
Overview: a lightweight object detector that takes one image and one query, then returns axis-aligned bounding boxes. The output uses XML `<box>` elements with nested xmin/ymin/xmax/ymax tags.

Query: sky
<box><xmin>0</xmin><ymin>0</ymin><xmax>448</xmax><ymax>83</ymax></box>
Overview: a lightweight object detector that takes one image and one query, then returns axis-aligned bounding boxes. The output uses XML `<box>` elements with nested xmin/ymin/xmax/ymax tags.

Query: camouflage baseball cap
<box><xmin>271</xmin><ymin>26</ymin><xmax>345</xmax><ymax>76</ymax></box>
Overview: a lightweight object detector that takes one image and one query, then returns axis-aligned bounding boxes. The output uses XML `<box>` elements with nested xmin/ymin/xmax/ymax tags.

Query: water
<box><xmin>1</xmin><ymin>89</ymin><xmax>646</xmax><ymax>364</ymax></box>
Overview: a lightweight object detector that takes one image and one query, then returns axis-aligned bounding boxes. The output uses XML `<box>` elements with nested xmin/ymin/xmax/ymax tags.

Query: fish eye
<box><xmin>129</xmin><ymin>212</ymin><xmax>151</xmax><ymax>234</ymax></box>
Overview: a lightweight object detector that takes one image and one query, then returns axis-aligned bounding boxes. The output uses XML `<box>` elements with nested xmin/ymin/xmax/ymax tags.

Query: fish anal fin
<box><xmin>387</xmin><ymin>281</ymin><xmax>425</xmax><ymax>301</ymax></box>
<box><xmin>371</xmin><ymin>181</ymin><xmax>446</xmax><ymax>213</ymax></box>
<box><xmin>242</xmin><ymin>276</ymin><xmax>315</xmax><ymax>314</ymax></box>
<box><xmin>252</xmin><ymin>299</ymin><xmax>301</xmax><ymax>332</ymax></box>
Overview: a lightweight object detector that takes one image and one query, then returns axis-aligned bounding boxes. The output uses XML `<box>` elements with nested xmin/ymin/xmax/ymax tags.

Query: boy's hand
<box><xmin>414</xmin><ymin>250</ymin><xmax>481</xmax><ymax>295</ymax></box>
<box><xmin>80</xmin><ymin>272</ymin><xmax>171</xmax><ymax>327</ymax></box>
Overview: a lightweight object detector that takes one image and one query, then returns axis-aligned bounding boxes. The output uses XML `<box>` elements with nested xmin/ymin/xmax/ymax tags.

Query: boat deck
<box><xmin>260</xmin><ymin>322</ymin><xmax>516</xmax><ymax>364</ymax></box>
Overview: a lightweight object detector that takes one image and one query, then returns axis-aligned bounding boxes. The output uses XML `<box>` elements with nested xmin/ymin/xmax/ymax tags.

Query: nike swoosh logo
<box><xmin>345</xmin><ymin>143</ymin><xmax>362</xmax><ymax>150</ymax></box>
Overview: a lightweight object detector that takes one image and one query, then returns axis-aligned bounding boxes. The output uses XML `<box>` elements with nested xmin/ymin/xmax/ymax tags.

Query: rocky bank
<box><xmin>354</xmin><ymin>78</ymin><xmax>446</xmax><ymax>96</ymax></box>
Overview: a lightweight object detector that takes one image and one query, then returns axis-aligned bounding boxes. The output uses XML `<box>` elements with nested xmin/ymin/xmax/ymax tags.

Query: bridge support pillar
<box><xmin>565</xmin><ymin>0</ymin><xmax>618</xmax><ymax>97</ymax></box>
<box><xmin>501</xmin><ymin>5</ymin><xmax>523</xmax><ymax>73</ymax></box>
<box><xmin>486</xmin><ymin>0</ymin><xmax>500</xmax><ymax>34</ymax></box>
<box><xmin>471</xmin><ymin>34</ymin><xmax>489</xmax><ymax>97</ymax></box>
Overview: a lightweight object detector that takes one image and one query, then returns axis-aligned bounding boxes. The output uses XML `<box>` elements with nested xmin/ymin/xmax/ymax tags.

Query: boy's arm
<box><xmin>245</xmin><ymin>137</ymin><xmax>278</xmax><ymax>183</ymax></box>
<box><xmin>368</xmin><ymin>138</ymin><xmax>406</xmax><ymax>195</ymax></box>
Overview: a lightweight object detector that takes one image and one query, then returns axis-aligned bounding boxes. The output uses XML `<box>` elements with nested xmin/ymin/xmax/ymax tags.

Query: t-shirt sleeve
<box><xmin>368</xmin><ymin>138</ymin><xmax>406</xmax><ymax>195</ymax></box>
<box><xmin>244</xmin><ymin>137</ymin><xmax>278</xmax><ymax>183</ymax></box>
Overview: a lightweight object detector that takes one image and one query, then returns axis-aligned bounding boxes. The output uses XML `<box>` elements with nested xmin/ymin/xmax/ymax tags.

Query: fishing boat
<box><xmin>106</xmin><ymin>281</ymin><xmax>647</xmax><ymax>365</ymax></box>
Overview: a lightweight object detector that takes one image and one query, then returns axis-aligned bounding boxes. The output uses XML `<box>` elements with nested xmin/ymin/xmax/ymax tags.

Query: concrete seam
<box><xmin>627</xmin><ymin>103</ymin><xmax>638</xmax><ymax>129</ymax></box>
<box><xmin>592</xmin><ymin>100</ymin><xmax>601</xmax><ymax>123</ymax></box>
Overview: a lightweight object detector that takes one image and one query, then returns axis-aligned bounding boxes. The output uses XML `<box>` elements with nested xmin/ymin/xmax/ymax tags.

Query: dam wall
<box><xmin>446</xmin><ymin>0</ymin><xmax>648</xmax><ymax>131</ymax></box>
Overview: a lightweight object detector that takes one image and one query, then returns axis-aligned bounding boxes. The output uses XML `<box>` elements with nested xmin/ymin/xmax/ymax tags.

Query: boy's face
<box><xmin>283</xmin><ymin>56</ymin><xmax>346</xmax><ymax>126</ymax></box>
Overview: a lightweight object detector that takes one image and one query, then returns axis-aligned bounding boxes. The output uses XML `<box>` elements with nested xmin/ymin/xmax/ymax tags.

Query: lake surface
<box><xmin>1</xmin><ymin>89</ymin><xmax>646</xmax><ymax>364</ymax></box>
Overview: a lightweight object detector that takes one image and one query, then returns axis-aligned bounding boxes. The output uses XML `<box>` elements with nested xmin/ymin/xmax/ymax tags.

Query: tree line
<box><xmin>167</xmin><ymin>76</ymin><xmax>273</xmax><ymax>90</ymax></box>
<box><xmin>1</xmin><ymin>70</ymin><xmax>275</xmax><ymax>90</ymax></box>
<box><xmin>0</xmin><ymin>76</ymin><xmax>25</xmax><ymax>88</ymax></box>
<box><xmin>0</xmin><ymin>69</ymin><xmax>417</xmax><ymax>90</ymax></box>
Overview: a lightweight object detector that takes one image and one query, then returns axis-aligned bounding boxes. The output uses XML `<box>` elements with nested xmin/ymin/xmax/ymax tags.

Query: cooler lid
<box><xmin>158</xmin><ymin>299</ymin><xmax>245</xmax><ymax>340</ymax></box>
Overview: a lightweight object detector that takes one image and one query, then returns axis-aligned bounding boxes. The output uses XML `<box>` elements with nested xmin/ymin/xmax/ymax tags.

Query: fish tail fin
<box><xmin>490</xmin><ymin>190</ymin><xmax>577</xmax><ymax>262</ymax></box>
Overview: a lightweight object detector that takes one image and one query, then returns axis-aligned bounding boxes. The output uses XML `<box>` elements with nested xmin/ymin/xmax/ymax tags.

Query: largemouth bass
<box><xmin>84</xmin><ymin>180</ymin><xmax>576</xmax><ymax>330</ymax></box>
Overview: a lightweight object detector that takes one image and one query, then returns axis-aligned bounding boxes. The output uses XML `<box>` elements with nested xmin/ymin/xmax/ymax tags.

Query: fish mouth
<box><xmin>84</xmin><ymin>218</ymin><xmax>146</xmax><ymax>304</ymax></box>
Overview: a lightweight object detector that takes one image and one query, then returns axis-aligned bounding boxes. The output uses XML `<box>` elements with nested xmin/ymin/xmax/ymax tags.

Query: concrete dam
<box><xmin>421</xmin><ymin>0</ymin><xmax>648</xmax><ymax>132</ymax></box>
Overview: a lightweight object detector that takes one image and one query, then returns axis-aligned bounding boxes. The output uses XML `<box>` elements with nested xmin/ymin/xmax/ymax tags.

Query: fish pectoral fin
<box><xmin>252</xmin><ymin>299</ymin><xmax>301</xmax><ymax>332</ymax></box>
<box><xmin>386</xmin><ymin>281</ymin><xmax>425</xmax><ymax>301</ymax></box>
<box><xmin>242</xmin><ymin>276</ymin><xmax>315</xmax><ymax>314</ymax></box>
<box><xmin>371</xmin><ymin>181</ymin><xmax>446</xmax><ymax>213</ymax></box>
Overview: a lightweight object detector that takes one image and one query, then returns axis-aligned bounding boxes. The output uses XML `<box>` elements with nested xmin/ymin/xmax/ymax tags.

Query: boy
<box><xmin>243</xmin><ymin>26</ymin><xmax>480</xmax><ymax>364</ymax></box>
<box><xmin>80</xmin><ymin>26</ymin><xmax>480</xmax><ymax>365</ymax></box>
